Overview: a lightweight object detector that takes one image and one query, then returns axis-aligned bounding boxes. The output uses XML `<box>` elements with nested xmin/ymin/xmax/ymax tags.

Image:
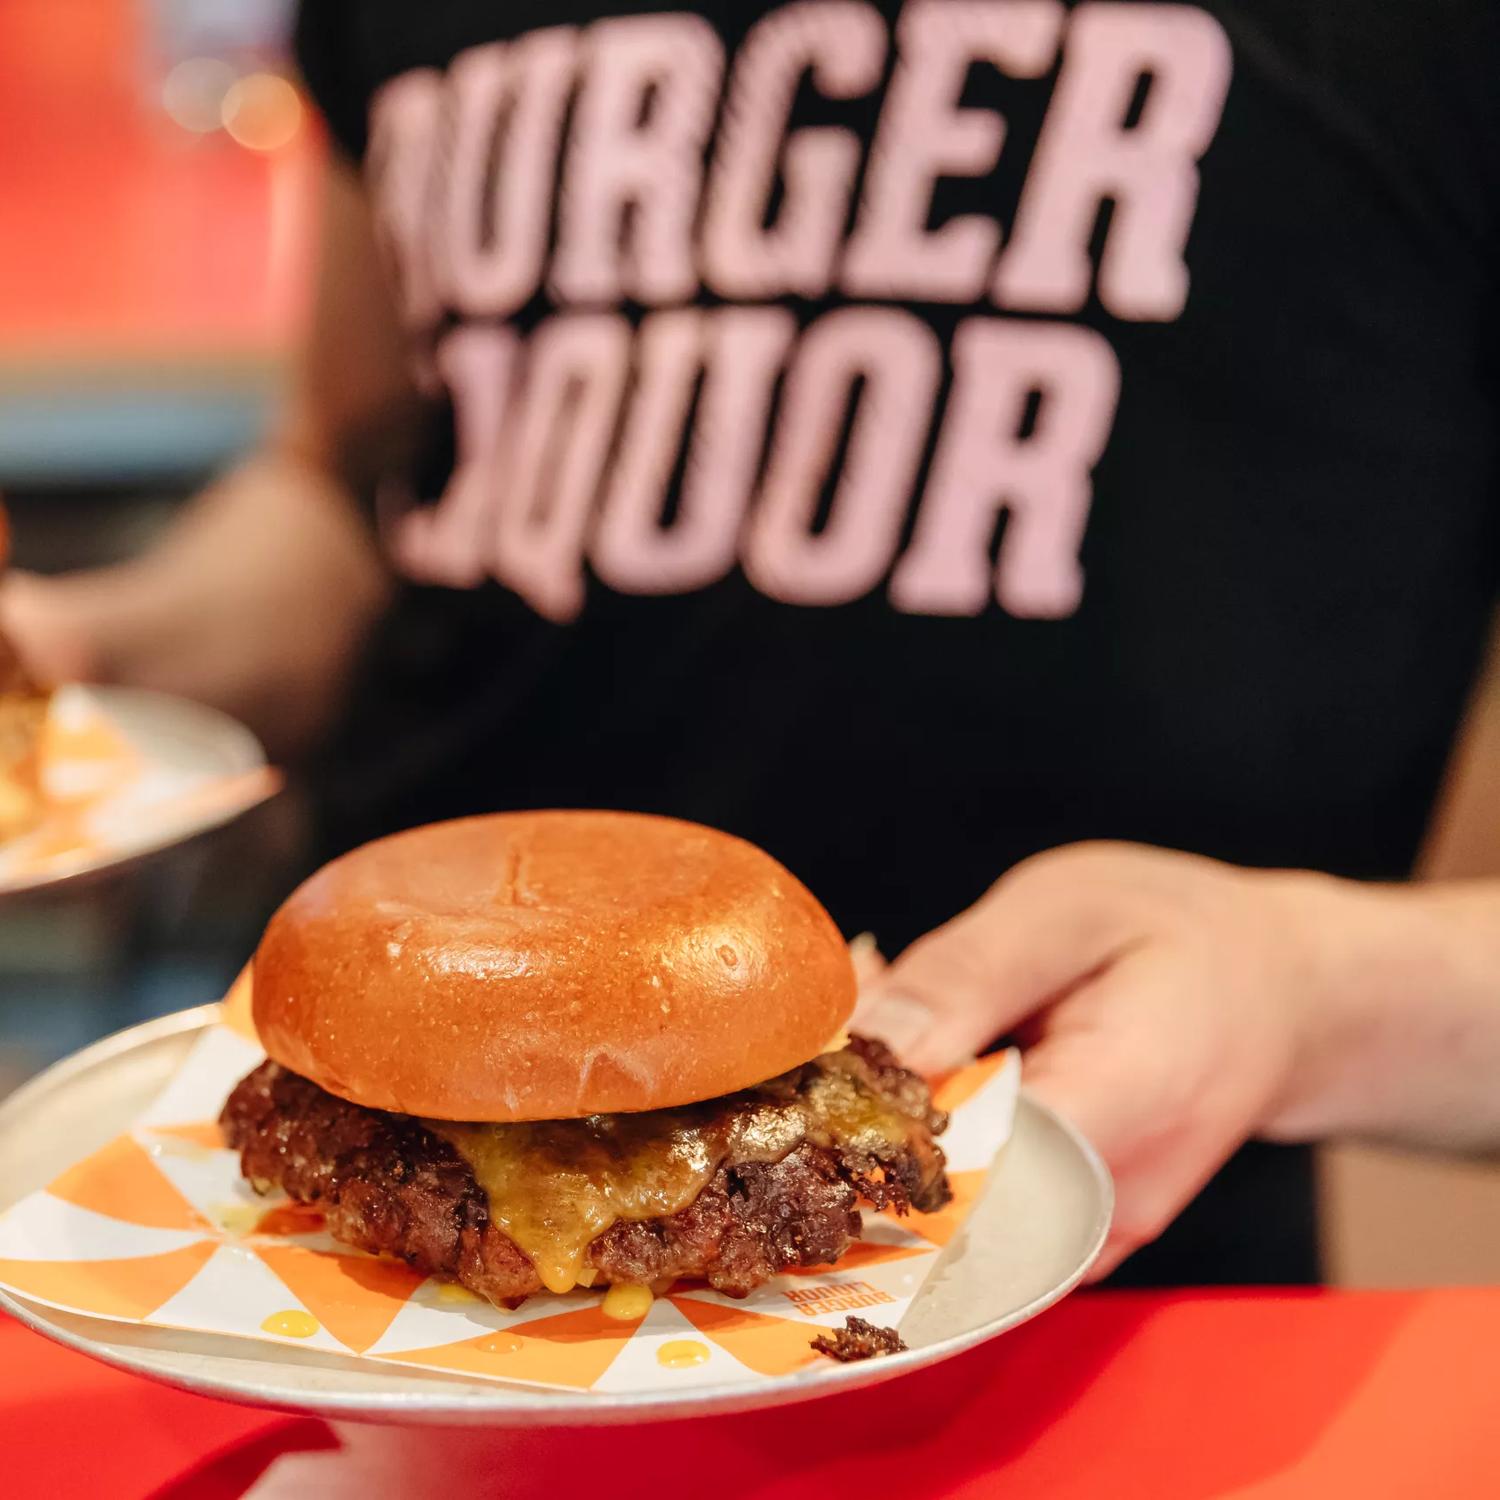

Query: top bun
<box><xmin>252</xmin><ymin>811</ymin><xmax>855</xmax><ymax>1121</ymax></box>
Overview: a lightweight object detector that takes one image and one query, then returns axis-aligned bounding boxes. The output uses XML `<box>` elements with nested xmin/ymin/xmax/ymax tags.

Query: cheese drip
<box><xmin>428</xmin><ymin>1048</ymin><xmax>920</xmax><ymax>1295</ymax></box>
<box><xmin>429</xmin><ymin>1111</ymin><xmax>720</xmax><ymax>1293</ymax></box>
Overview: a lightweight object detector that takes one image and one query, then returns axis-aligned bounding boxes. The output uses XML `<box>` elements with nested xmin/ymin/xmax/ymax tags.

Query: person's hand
<box><xmin>852</xmin><ymin>842</ymin><xmax>1344</xmax><ymax>1278</ymax></box>
<box><xmin>0</xmin><ymin>569</ymin><xmax>109</xmax><ymax>686</ymax></box>
<box><xmin>0</xmin><ymin>455</ymin><xmax>392</xmax><ymax>758</ymax></box>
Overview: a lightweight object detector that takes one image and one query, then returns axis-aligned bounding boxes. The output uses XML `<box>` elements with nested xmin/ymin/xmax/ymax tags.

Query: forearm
<box><xmin>0</xmin><ymin>157</ymin><xmax>422</xmax><ymax>760</ymax></box>
<box><xmin>1266</xmin><ymin>874</ymin><xmax>1500</xmax><ymax>1151</ymax></box>
<box><xmin>3</xmin><ymin>448</ymin><xmax>390</xmax><ymax>758</ymax></box>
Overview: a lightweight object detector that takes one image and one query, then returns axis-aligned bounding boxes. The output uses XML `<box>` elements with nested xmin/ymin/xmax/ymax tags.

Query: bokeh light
<box><xmin>221</xmin><ymin>72</ymin><xmax>303</xmax><ymax>153</ymax></box>
<box><xmin>161</xmin><ymin>56</ymin><xmax>237</xmax><ymax>135</ymax></box>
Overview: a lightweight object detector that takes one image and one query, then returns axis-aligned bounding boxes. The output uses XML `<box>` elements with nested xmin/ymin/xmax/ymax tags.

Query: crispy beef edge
<box><xmin>810</xmin><ymin>1315</ymin><xmax>909</xmax><ymax>1362</ymax></box>
<box><xmin>220</xmin><ymin>1039</ymin><xmax>952</xmax><ymax>1307</ymax></box>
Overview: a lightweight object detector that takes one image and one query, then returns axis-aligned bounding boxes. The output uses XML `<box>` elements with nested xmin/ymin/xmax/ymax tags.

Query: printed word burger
<box><xmin>222</xmin><ymin>811</ymin><xmax>950</xmax><ymax>1307</ymax></box>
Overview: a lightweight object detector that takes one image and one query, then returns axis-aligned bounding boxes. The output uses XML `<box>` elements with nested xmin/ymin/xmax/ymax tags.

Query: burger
<box><xmin>221</xmin><ymin>811</ymin><xmax>951</xmax><ymax>1307</ymax></box>
<box><xmin>0</xmin><ymin>509</ymin><xmax>47</xmax><ymax>843</ymax></box>
<box><xmin>0</xmin><ymin>657</ymin><xmax>45</xmax><ymax>846</ymax></box>
<box><xmin>0</xmin><ymin>643</ymin><xmax>46</xmax><ymax>843</ymax></box>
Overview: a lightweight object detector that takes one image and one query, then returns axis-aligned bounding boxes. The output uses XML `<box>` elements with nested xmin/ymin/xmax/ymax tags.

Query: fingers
<box><xmin>0</xmin><ymin>572</ymin><xmax>101</xmax><ymax>685</ymax></box>
<box><xmin>1083</xmin><ymin>1233</ymin><xmax>1139</xmax><ymax>1283</ymax></box>
<box><xmin>1022</xmin><ymin>1023</ymin><xmax>1185</xmax><ymax>1282</ymax></box>
<box><xmin>1001</xmin><ymin>949</ymin><xmax>1256</xmax><ymax>1281</ymax></box>
<box><xmin>852</xmin><ymin>850</ymin><xmax>1146</xmax><ymax>1074</ymax></box>
<box><xmin>848</xmin><ymin>932</ymin><xmax>887</xmax><ymax>992</ymax></box>
<box><xmin>850</xmin><ymin>846</ymin><xmax>1267</xmax><ymax>1280</ymax></box>
<box><xmin>1014</xmin><ymin>955</ymin><xmax>1187</xmax><ymax>1164</ymax></box>
<box><xmin>849</xmin><ymin>989</ymin><xmax>933</xmax><ymax>1057</ymax></box>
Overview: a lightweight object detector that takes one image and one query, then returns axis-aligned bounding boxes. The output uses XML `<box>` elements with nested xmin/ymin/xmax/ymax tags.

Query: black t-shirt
<box><xmin>295</xmin><ymin>0</ymin><xmax>1500</xmax><ymax>1285</ymax></box>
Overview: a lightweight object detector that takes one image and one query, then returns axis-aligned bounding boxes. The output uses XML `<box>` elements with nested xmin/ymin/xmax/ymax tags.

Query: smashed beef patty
<box><xmin>220</xmin><ymin>1036</ymin><xmax>951</xmax><ymax>1307</ymax></box>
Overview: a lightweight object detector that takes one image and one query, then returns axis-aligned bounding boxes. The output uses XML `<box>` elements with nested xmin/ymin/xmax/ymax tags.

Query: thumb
<box><xmin>0</xmin><ymin>571</ymin><xmax>102</xmax><ymax>685</ymax></box>
<box><xmin>851</xmin><ymin>863</ymin><xmax>1136</xmax><ymax>1074</ymax></box>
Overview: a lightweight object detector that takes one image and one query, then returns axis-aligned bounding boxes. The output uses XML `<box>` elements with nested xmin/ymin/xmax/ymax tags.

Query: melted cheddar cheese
<box><xmin>429</xmin><ymin>1110</ymin><xmax>721</xmax><ymax>1294</ymax></box>
<box><xmin>427</xmin><ymin>1049</ymin><xmax>918</xmax><ymax>1295</ymax></box>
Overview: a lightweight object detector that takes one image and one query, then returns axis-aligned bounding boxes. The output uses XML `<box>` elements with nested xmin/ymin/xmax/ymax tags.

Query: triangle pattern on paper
<box><xmin>146</xmin><ymin>1121</ymin><xmax>226</xmax><ymax>1151</ymax></box>
<box><xmin>137</xmin><ymin>1145</ymin><xmax>261</xmax><ymax>1234</ymax></box>
<box><xmin>150</xmin><ymin>1244</ymin><xmax>349</xmax><ymax>1354</ymax></box>
<box><xmin>366</xmin><ymin>1279</ymin><xmax>600</xmax><ymax>1358</ymax></box>
<box><xmin>376</xmin><ymin>1301</ymin><xmax>645</xmax><ymax>1391</ymax></box>
<box><xmin>593</xmin><ymin>1293</ymin><xmax>755</xmax><ymax>1393</ymax></box>
<box><xmin>254</xmin><ymin>1244</ymin><xmax>425</xmax><ymax>1354</ymax></box>
<box><xmin>901</xmin><ymin>1169</ymin><xmax>987</xmax><ymax>1249</ymax></box>
<box><xmin>938</xmin><ymin>1052</ymin><xmax>1020</xmax><ymax>1173</ymax></box>
<box><xmin>0</xmin><ymin>1193</ymin><xmax>209</xmax><ymax>1263</ymax></box>
<box><xmin>136</xmin><ymin>1026</ymin><xmax>264</xmax><ymax>1131</ymax></box>
<box><xmin>48</xmin><ymin>1135</ymin><xmax>211</xmax><ymax>1232</ymax></box>
<box><xmin>668</xmin><ymin>1295</ymin><xmax>823</xmax><ymax>1378</ymax></box>
<box><xmin>931</xmin><ymin>1052</ymin><xmax>1010</xmax><ymax>1115</ymax></box>
<box><xmin>0</xmin><ymin>1239</ymin><xmax>217</xmax><ymax>1321</ymax></box>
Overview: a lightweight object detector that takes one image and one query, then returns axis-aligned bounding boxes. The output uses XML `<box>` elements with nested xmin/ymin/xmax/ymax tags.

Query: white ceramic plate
<box><xmin>0</xmin><ymin>686</ymin><xmax>271</xmax><ymax>897</ymax></box>
<box><xmin>0</xmin><ymin>1008</ymin><xmax>1112</xmax><ymax>1425</ymax></box>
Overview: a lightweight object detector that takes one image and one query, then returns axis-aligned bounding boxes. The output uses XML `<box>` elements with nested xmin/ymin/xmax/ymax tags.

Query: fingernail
<box><xmin>848</xmin><ymin>932</ymin><xmax>886</xmax><ymax>988</ymax></box>
<box><xmin>849</xmin><ymin>991</ymin><xmax>932</xmax><ymax>1059</ymax></box>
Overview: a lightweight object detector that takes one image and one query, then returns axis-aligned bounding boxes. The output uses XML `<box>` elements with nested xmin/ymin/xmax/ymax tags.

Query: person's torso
<box><xmin>301</xmin><ymin>0</ymin><xmax>1500</xmax><ymax>941</ymax></box>
<box><xmin>296</xmin><ymin>0</ymin><xmax>1500</xmax><ymax>1284</ymax></box>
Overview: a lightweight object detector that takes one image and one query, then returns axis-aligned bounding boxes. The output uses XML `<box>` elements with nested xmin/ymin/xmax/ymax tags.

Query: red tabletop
<box><xmin>6</xmin><ymin>1288</ymin><xmax>1497</xmax><ymax>1498</ymax></box>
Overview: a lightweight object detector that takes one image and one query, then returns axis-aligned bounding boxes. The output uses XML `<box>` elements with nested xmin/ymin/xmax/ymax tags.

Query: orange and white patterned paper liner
<box><xmin>0</xmin><ymin>1016</ymin><xmax>1018</xmax><ymax>1395</ymax></box>
<box><xmin>0</xmin><ymin>685</ymin><xmax>280</xmax><ymax>886</ymax></box>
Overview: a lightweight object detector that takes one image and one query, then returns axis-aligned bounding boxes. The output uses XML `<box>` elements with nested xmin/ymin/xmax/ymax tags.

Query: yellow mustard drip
<box><xmin>477</xmin><ymin>1333</ymin><xmax>524</xmax><ymax>1356</ymax></box>
<box><xmin>656</xmin><ymin>1339</ymin><xmax>710</xmax><ymax>1369</ymax></box>
<box><xmin>261</xmin><ymin>1309</ymin><xmax>319</xmax><ymax>1339</ymax></box>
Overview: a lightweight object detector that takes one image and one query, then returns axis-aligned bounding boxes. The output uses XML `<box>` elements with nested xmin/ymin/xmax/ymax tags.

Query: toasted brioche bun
<box><xmin>252</xmin><ymin>811</ymin><xmax>856</xmax><ymax>1121</ymax></box>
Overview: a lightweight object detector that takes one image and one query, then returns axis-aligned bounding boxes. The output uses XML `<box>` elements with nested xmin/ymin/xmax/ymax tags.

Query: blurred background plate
<box><xmin>0</xmin><ymin>1007</ymin><xmax>1113</xmax><ymax>1425</ymax></box>
<box><xmin>0</xmin><ymin>685</ymin><xmax>274</xmax><ymax>899</ymax></box>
